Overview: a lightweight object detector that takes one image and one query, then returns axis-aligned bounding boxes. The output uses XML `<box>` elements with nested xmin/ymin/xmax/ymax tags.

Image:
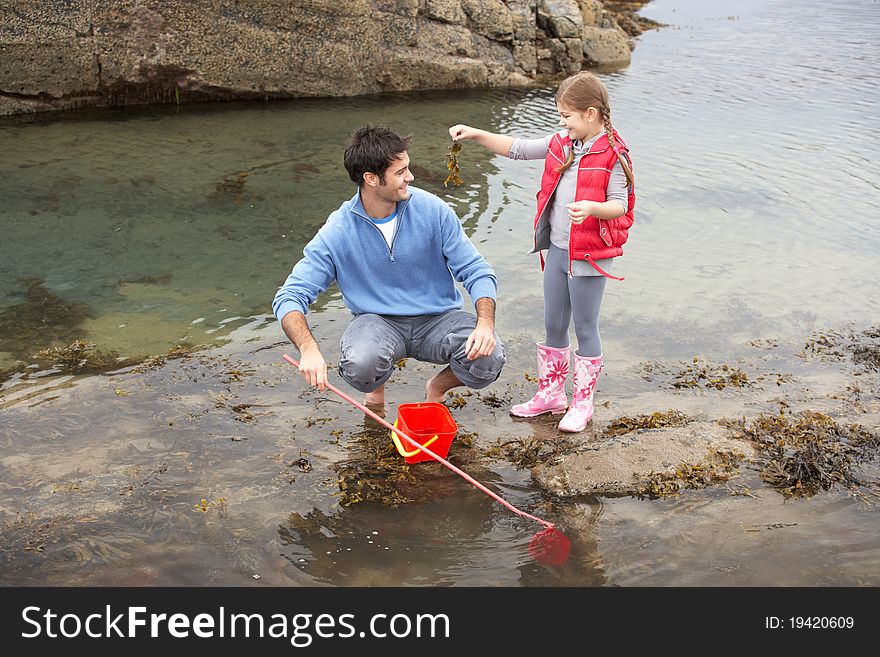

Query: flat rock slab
<box><xmin>532</xmin><ymin>421</ymin><xmax>755</xmax><ymax>497</ymax></box>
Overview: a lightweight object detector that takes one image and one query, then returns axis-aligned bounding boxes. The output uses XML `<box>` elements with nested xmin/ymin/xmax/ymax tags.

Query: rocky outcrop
<box><xmin>0</xmin><ymin>0</ymin><xmax>644</xmax><ymax>115</ymax></box>
<box><xmin>532</xmin><ymin>421</ymin><xmax>755</xmax><ymax>497</ymax></box>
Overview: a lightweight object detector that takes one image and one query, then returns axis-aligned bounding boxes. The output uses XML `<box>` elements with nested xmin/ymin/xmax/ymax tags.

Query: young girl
<box><xmin>449</xmin><ymin>71</ymin><xmax>635</xmax><ymax>433</ymax></box>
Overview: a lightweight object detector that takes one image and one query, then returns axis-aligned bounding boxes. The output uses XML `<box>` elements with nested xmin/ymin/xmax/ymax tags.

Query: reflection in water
<box><xmin>280</xmin><ymin>415</ymin><xmax>595</xmax><ymax>584</ymax></box>
<box><xmin>517</xmin><ymin>500</ymin><xmax>607</xmax><ymax>587</ymax></box>
<box><xmin>280</xmin><ymin>495</ymin><xmax>497</xmax><ymax>587</ymax></box>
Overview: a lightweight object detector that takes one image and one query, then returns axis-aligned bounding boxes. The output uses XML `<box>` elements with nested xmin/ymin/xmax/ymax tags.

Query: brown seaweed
<box><xmin>640</xmin><ymin>357</ymin><xmax>751</xmax><ymax>390</ymax></box>
<box><xmin>443</xmin><ymin>141</ymin><xmax>463</xmax><ymax>187</ymax></box>
<box><xmin>603</xmin><ymin>409</ymin><xmax>691</xmax><ymax>438</ymax></box>
<box><xmin>334</xmin><ymin>426</ymin><xmax>421</xmax><ymax>507</ymax></box>
<box><xmin>0</xmin><ymin>278</ymin><xmax>90</xmax><ymax>359</ymax></box>
<box><xmin>729</xmin><ymin>411</ymin><xmax>879</xmax><ymax>498</ymax></box>
<box><xmin>214</xmin><ymin>171</ymin><xmax>250</xmax><ymax>204</ymax></box>
<box><xmin>333</xmin><ymin>419</ymin><xmax>479</xmax><ymax>507</ymax></box>
<box><xmin>634</xmin><ymin>448</ymin><xmax>745</xmax><ymax>499</ymax></box>
<box><xmin>484</xmin><ymin>435</ymin><xmax>579</xmax><ymax>470</ymax></box>
<box><xmin>798</xmin><ymin>325</ymin><xmax>880</xmax><ymax>371</ymax></box>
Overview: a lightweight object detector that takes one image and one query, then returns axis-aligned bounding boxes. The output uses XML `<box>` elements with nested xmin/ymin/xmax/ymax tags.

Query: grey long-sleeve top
<box><xmin>508</xmin><ymin>132</ymin><xmax>628</xmax><ymax>276</ymax></box>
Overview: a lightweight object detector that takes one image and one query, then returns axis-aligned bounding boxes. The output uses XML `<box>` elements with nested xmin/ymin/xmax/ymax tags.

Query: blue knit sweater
<box><xmin>272</xmin><ymin>186</ymin><xmax>497</xmax><ymax>320</ymax></box>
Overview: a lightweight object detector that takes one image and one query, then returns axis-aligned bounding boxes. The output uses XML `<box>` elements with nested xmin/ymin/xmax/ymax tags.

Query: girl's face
<box><xmin>556</xmin><ymin>103</ymin><xmax>600</xmax><ymax>141</ymax></box>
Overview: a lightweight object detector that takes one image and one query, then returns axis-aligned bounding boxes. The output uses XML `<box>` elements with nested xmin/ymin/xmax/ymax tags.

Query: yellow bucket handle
<box><xmin>390</xmin><ymin>419</ymin><xmax>439</xmax><ymax>458</ymax></box>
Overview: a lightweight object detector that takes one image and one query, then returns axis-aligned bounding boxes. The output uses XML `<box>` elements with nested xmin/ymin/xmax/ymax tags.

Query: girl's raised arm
<box><xmin>448</xmin><ymin>124</ymin><xmax>514</xmax><ymax>156</ymax></box>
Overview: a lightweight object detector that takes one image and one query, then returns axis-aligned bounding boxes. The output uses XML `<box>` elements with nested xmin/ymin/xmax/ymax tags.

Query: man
<box><xmin>272</xmin><ymin>125</ymin><xmax>505</xmax><ymax>409</ymax></box>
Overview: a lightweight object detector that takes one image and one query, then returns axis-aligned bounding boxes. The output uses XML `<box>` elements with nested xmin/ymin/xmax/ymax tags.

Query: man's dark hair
<box><xmin>343</xmin><ymin>125</ymin><xmax>413</xmax><ymax>186</ymax></box>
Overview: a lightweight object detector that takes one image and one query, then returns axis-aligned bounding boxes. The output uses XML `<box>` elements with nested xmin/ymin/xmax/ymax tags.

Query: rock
<box><xmin>604</xmin><ymin>1</ymin><xmax>665</xmax><ymax>38</ymax></box>
<box><xmin>532</xmin><ymin>421</ymin><xmax>755</xmax><ymax>497</ymax></box>
<box><xmin>578</xmin><ymin>0</ymin><xmax>633</xmax><ymax>66</ymax></box>
<box><xmin>507</xmin><ymin>0</ymin><xmax>538</xmax><ymax>42</ymax></box>
<box><xmin>460</xmin><ymin>0</ymin><xmax>514</xmax><ymax>41</ymax></box>
<box><xmin>375</xmin><ymin>0</ymin><xmax>421</xmax><ymax>18</ymax></box>
<box><xmin>581</xmin><ymin>25</ymin><xmax>632</xmax><ymax>67</ymax></box>
<box><xmin>538</xmin><ymin>0</ymin><xmax>583</xmax><ymax>39</ymax></box>
<box><xmin>513</xmin><ymin>43</ymin><xmax>538</xmax><ymax>75</ymax></box>
<box><xmin>0</xmin><ymin>0</ymin><xmax>655</xmax><ymax>115</ymax></box>
<box><xmin>579</xmin><ymin>0</ymin><xmax>614</xmax><ymax>27</ymax></box>
<box><xmin>424</xmin><ymin>0</ymin><xmax>468</xmax><ymax>25</ymax></box>
<box><xmin>377</xmin><ymin>53</ymin><xmax>486</xmax><ymax>91</ymax></box>
<box><xmin>417</xmin><ymin>20</ymin><xmax>477</xmax><ymax>58</ymax></box>
<box><xmin>536</xmin><ymin>37</ymin><xmax>582</xmax><ymax>75</ymax></box>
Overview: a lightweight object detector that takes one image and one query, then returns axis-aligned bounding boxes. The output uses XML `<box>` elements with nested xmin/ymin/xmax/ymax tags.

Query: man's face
<box><xmin>377</xmin><ymin>152</ymin><xmax>414</xmax><ymax>202</ymax></box>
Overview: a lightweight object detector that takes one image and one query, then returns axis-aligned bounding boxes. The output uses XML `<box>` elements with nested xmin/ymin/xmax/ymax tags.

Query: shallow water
<box><xmin>1</xmin><ymin>0</ymin><xmax>879</xmax><ymax>586</ymax></box>
<box><xmin>1</xmin><ymin>0</ymin><xmax>878</xmax><ymax>365</ymax></box>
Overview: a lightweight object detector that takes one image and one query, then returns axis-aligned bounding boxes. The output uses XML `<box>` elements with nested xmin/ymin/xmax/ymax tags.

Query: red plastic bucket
<box><xmin>390</xmin><ymin>402</ymin><xmax>458</xmax><ymax>464</ymax></box>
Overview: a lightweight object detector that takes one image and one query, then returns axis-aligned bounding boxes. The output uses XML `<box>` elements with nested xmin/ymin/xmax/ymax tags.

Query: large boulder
<box><xmin>532</xmin><ymin>421</ymin><xmax>755</xmax><ymax>497</ymax></box>
<box><xmin>0</xmin><ymin>0</ymin><xmax>646</xmax><ymax>115</ymax></box>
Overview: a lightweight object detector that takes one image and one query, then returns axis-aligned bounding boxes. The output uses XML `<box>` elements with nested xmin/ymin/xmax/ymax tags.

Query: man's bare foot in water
<box><xmin>363</xmin><ymin>385</ymin><xmax>387</xmax><ymax>418</ymax></box>
<box><xmin>425</xmin><ymin>366</ymin><xmax>463</xmax><ymax>403</ymax></box>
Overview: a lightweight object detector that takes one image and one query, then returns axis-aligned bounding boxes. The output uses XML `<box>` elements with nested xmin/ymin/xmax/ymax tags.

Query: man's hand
<box><xmin>281</xmin><ymin>311</ymin><xmax>327</xmax><ymax>390</ymax></box>
<box><xmin>467</xmin><ymin>297</ymin><xmax>497</xmax><ymax>360</ymax></box>
<box><xmin>465</xmin><ymin>321</ymin><xmax>496</xmax><ymax>360</ymax></box>
<box><xmin>297</xmin><ymin>345</ymin><xmax>328</xmax><ymax>390</ymax></box>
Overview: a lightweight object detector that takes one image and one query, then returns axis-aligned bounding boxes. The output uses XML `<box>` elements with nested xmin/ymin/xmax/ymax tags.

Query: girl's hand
<box><xmin>566</xmin><ymin>201</ymin><xmax>595</xmax><ymax>224</ymax></box>
<box><xmin>449</xmin><ymin>124</ymin><xmax>477</xmax><ymax>141</ymax></box>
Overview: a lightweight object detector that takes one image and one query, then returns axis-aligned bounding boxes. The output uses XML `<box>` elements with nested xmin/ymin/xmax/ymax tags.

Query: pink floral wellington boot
<box><xmin>510</xmin><ymin>343</ymin><xmax>570</xmax><ymax>418</ymax></box>
<box><xmin>558</xmin><ymin>354</ymin><xmax>603</xmax><ymax>432</ymax></box>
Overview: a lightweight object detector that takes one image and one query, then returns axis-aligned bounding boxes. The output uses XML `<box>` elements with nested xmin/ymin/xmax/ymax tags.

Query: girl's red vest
<box><xmin>533</xmin><ymin>130</ymin><xmax>635</xmax><ymax>278</ymax></box>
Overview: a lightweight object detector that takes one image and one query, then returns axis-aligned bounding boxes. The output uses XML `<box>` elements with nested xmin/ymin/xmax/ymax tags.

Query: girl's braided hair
<box><xmin>554</xmin><ymin>72</ymin><xmax>634</xmax><ymax>188</ymax></box>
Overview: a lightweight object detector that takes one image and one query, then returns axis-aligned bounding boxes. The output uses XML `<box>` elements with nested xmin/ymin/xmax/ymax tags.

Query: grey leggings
<box><xmin>544</xmin><ymin>243</ymin><xmax>607</xmax><ymax>357</ymax></box>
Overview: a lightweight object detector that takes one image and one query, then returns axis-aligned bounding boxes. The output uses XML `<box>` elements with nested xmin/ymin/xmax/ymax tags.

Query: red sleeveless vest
<box><xmin>533</xmin><ymin>130</ymin><xmax>635</xmax><ymax>278</ymax></box>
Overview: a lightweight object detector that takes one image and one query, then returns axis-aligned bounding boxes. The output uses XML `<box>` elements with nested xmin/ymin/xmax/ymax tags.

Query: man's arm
<box><xmin>272</xmin><ymin>233</ymin><xmax>338</xmax><ymax>328</ymax></box>
<box><xmin>434</xmin><ymin>203</ymin><xmax>499</xmax><ymax>360</ymax></box>
<box><xmin>281</xmin><ymin>310</ymin><xmax>327</xmax><ymax>389</ymax></box>
<box><xmin>438</xmin><ymin>206</ymin><xmax>498</xmax><ymax>306</ymax></box>
<box><xmin>475</xmin><ymin>296</ymin><xmax>495</xmax><ymax>329</ymax></box>
<box><xmin>465</xmin><ymin>297</ymin><xmax>497</xmax><ymax>360</ymax></box>
<box><xmin>273</xmin><ymin>233</ymin><xmax>338</xmax><ymax>390</ymax></box>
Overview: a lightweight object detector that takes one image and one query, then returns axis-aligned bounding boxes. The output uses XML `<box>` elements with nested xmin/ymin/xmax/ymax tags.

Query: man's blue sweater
<box><xmin>272</xmin><ymin>186</ymin><xmax>497</xmax><ymax>321</ymax></box>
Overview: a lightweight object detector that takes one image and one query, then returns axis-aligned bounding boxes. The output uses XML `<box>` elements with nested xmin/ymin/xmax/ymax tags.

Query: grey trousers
<box><xmin>338</xmin><ymin>310</ymin><xmax>506</xmax><ymax>393</ymax></box>
<box><xmin>544</xmin><ymin>243</ymin><xmax>607</xmax><ymax>357</ymax></box>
